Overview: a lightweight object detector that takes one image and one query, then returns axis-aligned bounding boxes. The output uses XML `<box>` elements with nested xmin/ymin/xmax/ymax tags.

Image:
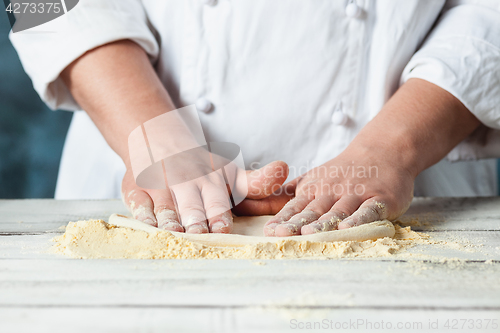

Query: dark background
<box><xmin>0</xmin><ymin>10</ymin><xmax>498</xmax><ymax>199</ymax></box>
<box><xmin>0</xmin><ymin>11</ymin><xmax>72</xmax><ymax>198</ymax></box>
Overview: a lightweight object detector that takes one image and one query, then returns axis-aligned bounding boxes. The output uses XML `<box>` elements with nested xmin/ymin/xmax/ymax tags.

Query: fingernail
<box><xmin>211</xmin><ymin>221</ymin><xmax>228</xmax><ymax>233</ymax></box>
<box><xmin>142</xmin><ymin>218</ymin><xmax>156</xmax><ymax>226</ymax></box>
<box><xmin>338</xmin><ymin>219</ymin><xmax>353</xmax><ymax>230</ymax></box>
<box><xmin>264</xmin><ymin>223</ymin><xmax>278</xmax><ymax>236</ymax></box>
<box><xmin>282</xmin><ymin>223</ymin><xmax>299</xmax><ymax>234</ymax></box>
<box><xmin>273</xmin><ymin>223</ymin><xmax>300</xmax><ymax>237</ymax></box>
<box><xmin>160</xmin><ymin>222</ymin><xmax>184</xmax><ymax>232</ymax></box>
<box><xmin>186</xmin><ymin>224</ymin><xmax>209</xmax><ymax>234</ymax></box>
<box><xmin>156</xmin><ymin>209</ymin><xmax>178</xmax><ymax>222</ymax></box>
<box><xmin>306</xmin><ymin>223</ymin><xmax>322</xmax><ymax>233</ymax></box>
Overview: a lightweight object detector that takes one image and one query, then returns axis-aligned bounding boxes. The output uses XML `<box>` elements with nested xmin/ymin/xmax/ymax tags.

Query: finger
<box><xmin>274</xmin><ymin>195</ymin><xmax>335</xmax><ymax>237</ymax></box>
<box><xmin>338</xmin><ymin>198</ymin><xmax>388</xmax><ymax>229</ymax></box>
<box><xmin>263</xmin><ymin>194</ymin><xmax>310</xmax><ymax>237</ymax></box>
<box><xmin>208</xmin><ymin>211</ymin><xmax>233</xmax><ymax>234</ymax></box>
<box><xmin>123</xmin><ymin>189</ymin><xmax>157</xmax><ymax>227</ymax></box>
<box><xmin>300</xmin><ymin>212</ymin><xmax>343</xmax><ymax>235</ymax></box>
<box><xmin>148</xmin><ymin>189</ymin><xmax>184</xmax><ymax>232</ymax></box>
<box><xmin>301</xmin><ymin>196</ymin><xmax>362</xmax><ymax>234</ymax></box>
<box><xmin>232</xmin><ymin>179</ymin><xmax>297</xmax><ymax>216</ymax></box>
<box><xmin>244</xmin><ymin>161</ymin><xmax>289</xmax><ymax>199</ymax></box>
<box><xmin>201</xmin><ymin>183</ymin><xmax>233</xmax><ymax>234</ymax></box>
<box><xmin>232</xmin><ymin>188</ymin><xmax>294</xmax><ymax>216</ymax></box>
<box><xmin>173</xmin><ymin>184</ymin><xmax>209</xmax><ymax>234</ymax></box>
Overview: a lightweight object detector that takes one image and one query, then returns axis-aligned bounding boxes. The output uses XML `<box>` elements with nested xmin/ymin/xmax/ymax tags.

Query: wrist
<box><xmin>344</xmin><ymin>125</ymin><xmax>421</xmax><ymax>179</ymax></box>
<box><xmin>124</xmin><ymin>105</ymin><xmax>206</xmax><ymax>186</ymax></box>
<box><xmin>345</xmin><ymin>79</ymin><xmax>481</xmax><ymax>178</ymax></box>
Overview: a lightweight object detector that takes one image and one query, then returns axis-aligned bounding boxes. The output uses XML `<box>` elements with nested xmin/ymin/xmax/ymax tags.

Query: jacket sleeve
<box><xmin>9</xmin><ymin>0</ymin><xmax>159</xmax><ymax>111</ymax></box>
<box><xmin>401</xmin><ymin>0</ymin><xmax>500</xmax><ymax>161</ymax></box>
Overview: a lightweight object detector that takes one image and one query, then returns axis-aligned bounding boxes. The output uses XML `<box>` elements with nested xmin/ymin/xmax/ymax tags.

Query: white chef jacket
<box><xmin>10</xmin><ymin>0</ymin><xmax>500</xmax><ymax>199</ymax></box>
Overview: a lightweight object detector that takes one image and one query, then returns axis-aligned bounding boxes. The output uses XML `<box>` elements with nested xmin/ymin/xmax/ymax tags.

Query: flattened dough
<box><xmin>108</xmin><ymin>214</ymin><xmax>395</xmax><ymax>247</ymax></box>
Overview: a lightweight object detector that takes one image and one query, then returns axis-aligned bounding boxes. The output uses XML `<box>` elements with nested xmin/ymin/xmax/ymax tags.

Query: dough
<box><xmin>50</xmin><ymin>215</ymin><xmax>433</xmax><ymax>259</ymax></box>
<box><xmin>108</xmin><ymin>214</ymin><xmax>395</xmax><ymax>247</ymax></box>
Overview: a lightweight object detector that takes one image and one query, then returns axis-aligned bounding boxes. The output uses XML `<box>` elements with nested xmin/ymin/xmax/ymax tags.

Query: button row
<box><xmin>196</xmin><ymin>97</ymin><xmax>349</xmax><ymax>126</ymax></box>
<box><xmin>197</xmin><ymin>0</ymin><xmax>358</xmax><ymax>125</ymax></box>
<box><xmin>331</xmin><ymin>109</ymin><xmax>349</xmax><ymax>126</ymax></box>
<box><xmin>195</xmin><ymin>97</ymin><xmax>212</xmax><ymax>113</ymax></box>
<box><xmin>345</xmin><ymin>1</ymin><xmax>362</xmax><ymax>18</ymax></box>
<box><xmin>201</xmin><ymin>0</ymin><xmax>362</xmax><ymax>20</ymax></box>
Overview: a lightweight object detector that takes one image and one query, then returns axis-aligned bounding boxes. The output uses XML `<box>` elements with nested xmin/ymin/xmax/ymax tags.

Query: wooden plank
<box><xmin>399</xmin><ymin>197</ymin><xmax>500</xmax><ymax>231</ymax></box>
<box><xmin>1</xmin><ymin>308</ymin><xmax>499</xmax><ymax>333</ymax></box>
<box><xmin>1</xmin><ymin>231</ymin><xmax>500</xmax><ymax>260</ymax></box>
<box><xmin>0</xmin><ymin>199</ymin><xmax>128</xmax><ymax>234</ymax></box>
<box><xmin>0</xmin><ymin>234</ymin><xmax>61</xmax><ymax>260</ymax></box>
<box><xmin>1</xmin><ymin>197</ymin><xmax>500</xmax><ymax>235</ymax></box>
<box><xmin>0</xmin><ymin>260</ymin><xmax>498</xmax><ymax>308</ymax></box>
<box><xmin>404</xmin><ymin>230</ymin><xmax>500</xmax><ymax>261</ymax></box>
<box><xmin>0</xmin><ymin>198</ymin><xmax>499</xmax><ymax>332</ymax></box>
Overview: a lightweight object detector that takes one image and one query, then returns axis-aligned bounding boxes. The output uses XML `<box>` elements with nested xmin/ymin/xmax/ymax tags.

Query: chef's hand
<box><xmin>235</xmin><ymin>79</ymin><xmax>482</xmax><ymax>235</ymax></box>
<box><xmin>59</xmin><ymin>41</ymin><xmax>290</xmax><ymax>234</ymax></box>
<box><xmin>122</xmin><ymin>160</ymin><xmax>288</xmax><ymax>233</ymax></box>
<box><xmin>262</xmin><ymin>149</ymin><xmax>414</xmax><ymax>236</ymax></box>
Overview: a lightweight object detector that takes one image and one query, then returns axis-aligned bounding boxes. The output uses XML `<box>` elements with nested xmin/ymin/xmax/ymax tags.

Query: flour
<box><xmin>51</xmin><ymin>219</ymin><xmax>430</xmax><ymax>259</ymax></box>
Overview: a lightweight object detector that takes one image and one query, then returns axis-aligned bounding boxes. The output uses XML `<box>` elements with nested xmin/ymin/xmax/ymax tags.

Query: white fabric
<box><xmin>401</xmin><ymin>1</ymin><xmax>500</xmax><ymax>161</ymax></box>
<box><xmin>10</xmin><ymin>0</ymin><xmax>500</xmax><ymax>198</ymax></box>
<box><xmin>55</xmin><ymin>111</ymin><xmax>125</xmax><ymax>200</ymax></box>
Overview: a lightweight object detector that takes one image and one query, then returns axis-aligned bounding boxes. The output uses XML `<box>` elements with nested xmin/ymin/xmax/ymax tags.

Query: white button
<box><xmin>331</xmin><ymin>110</ymin><xmax>349</xmax><ymax>126</ymax></box>
<box><xmin>201</xmin><ymin>0</ymin><xmax>217</xmax><ymax>6</ymax></box>
<box><xmin>196</xmin><ymin>97</ymin><xmax>213</xmax><ymax>113</ymax></box>
<box><xmin>345</xmin><ymin>2</ymin><xmax>361</xmax><ymax>18</ymax></box>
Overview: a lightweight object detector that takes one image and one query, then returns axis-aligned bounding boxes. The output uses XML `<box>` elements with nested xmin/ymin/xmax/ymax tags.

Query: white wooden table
<box><xmin>0</xmin><ymin>198</ymin><xmax>499</xmax><ymax>333</ymax></box>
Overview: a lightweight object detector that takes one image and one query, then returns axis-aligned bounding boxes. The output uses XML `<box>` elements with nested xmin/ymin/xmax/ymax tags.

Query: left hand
<box><xmin>234</xmin><ymin>144</ymin><xmax>415</xmax><ymax>236</ymax></box>
<box><xmin>235</xmin><ymin>78</ymin><xmax>481</xmax><ymax>236</ymax></box>
<box><xmin>122</xmin><ymin>160</ymin><xmax>289</xmax><ymax>233</ymax></box>
<box><xmin>263</xmin><ymin>146</ymin><xmax>415</xmax><ymax>236</ymax></box>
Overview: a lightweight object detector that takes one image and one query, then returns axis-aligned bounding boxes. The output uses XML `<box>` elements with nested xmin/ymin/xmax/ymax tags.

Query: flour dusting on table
<box><xmin>52</xmin><ymin>219</ymin><xmax>432</xmax><ymax>259</ymax></box>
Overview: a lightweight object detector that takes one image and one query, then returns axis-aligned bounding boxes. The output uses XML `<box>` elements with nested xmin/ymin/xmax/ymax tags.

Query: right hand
<box><xmin>121</xmin><ymin>160</ymin><xmax>289</xmax><ymax>234</ymax></box>
<box><xmin>59</xmin><ymin>40</ymin><xmax>291</xmax><ymax>231</ymax></box>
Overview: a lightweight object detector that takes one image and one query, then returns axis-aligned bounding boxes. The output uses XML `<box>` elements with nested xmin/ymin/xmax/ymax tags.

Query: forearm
<box><xmin>346</xmin><ymin>78</ymin><xmax>481</xmax><ymax>177</ymax></box>
<box><xmin>60</xmin><ymin>39</ymin><xmax>192</xmax><ymax>167</ymax></box>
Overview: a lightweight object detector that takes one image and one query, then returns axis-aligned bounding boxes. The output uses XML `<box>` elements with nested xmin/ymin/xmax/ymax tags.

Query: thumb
<box><xmin>232</xmin><ymin>179</ymin><xmax>296</xmax><ymax>216</ymax></box>
<box><xmin>244</xmin><ymin>160</ymin><xmax>289</xmax><ymax>199</ymax></box>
